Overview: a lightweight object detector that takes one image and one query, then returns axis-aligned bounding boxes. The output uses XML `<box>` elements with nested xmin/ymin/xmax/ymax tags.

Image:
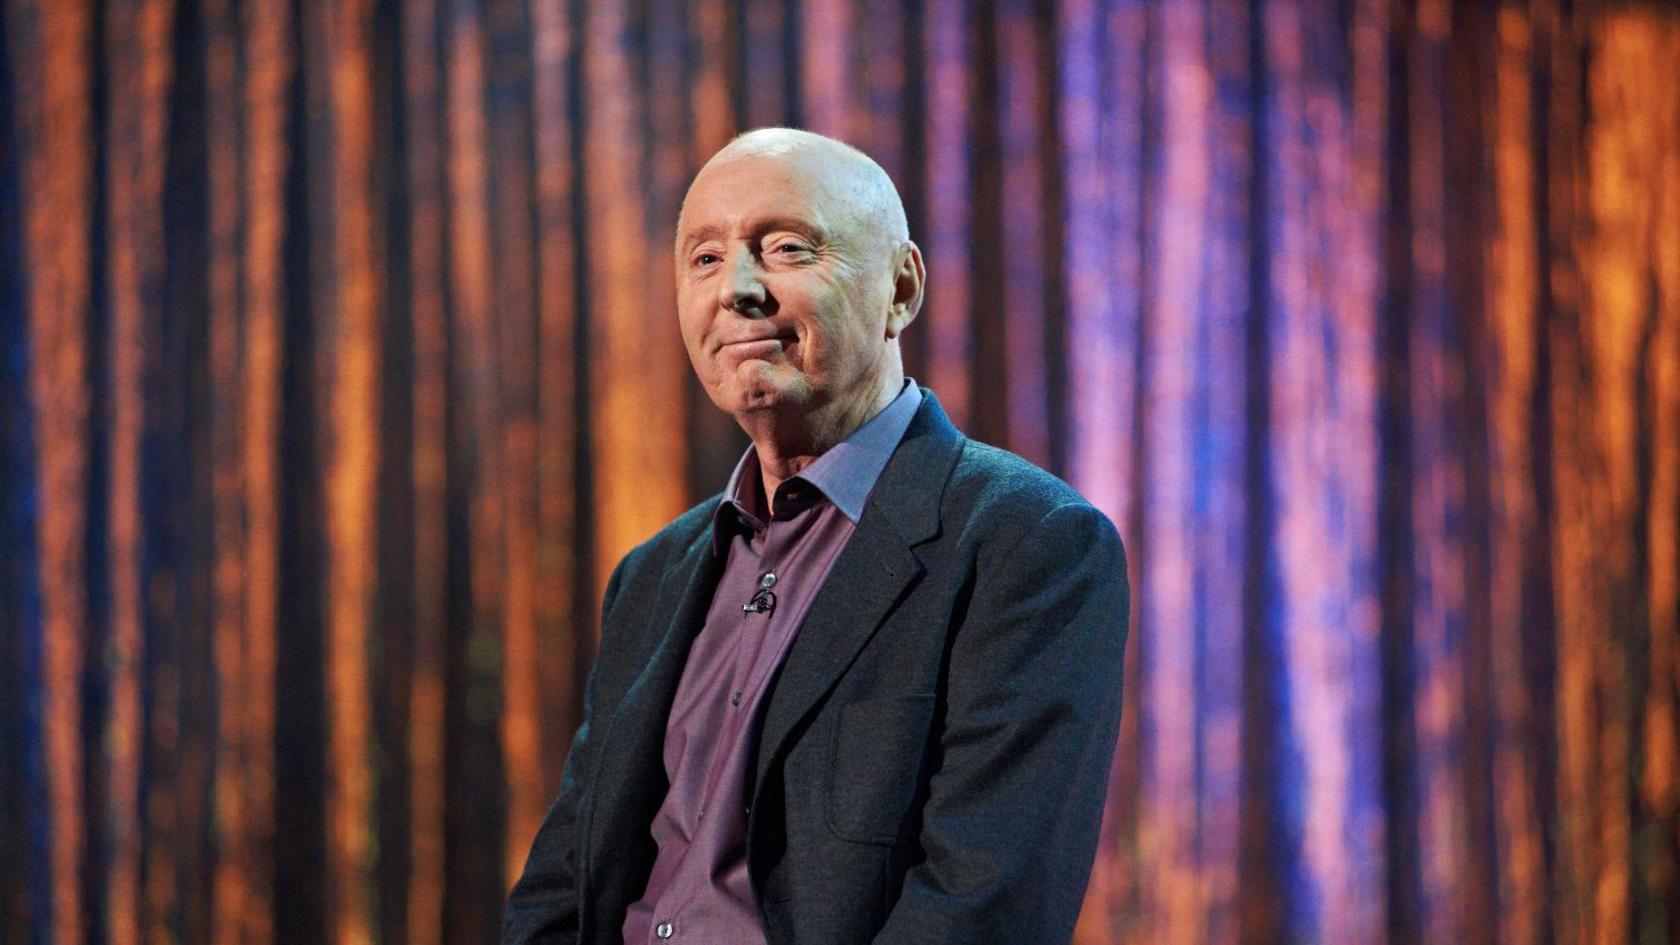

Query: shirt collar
<box><xmin>711</xmin><ymin>378</ymin><xmax>923</xmax><ymax>555</ymax></box>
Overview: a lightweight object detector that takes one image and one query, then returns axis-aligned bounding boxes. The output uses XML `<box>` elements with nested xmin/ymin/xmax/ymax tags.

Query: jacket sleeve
<box><xmin>873</xmin><ymin>502</ymin><xmax>1129</xmax><ymax>945</ymax></box>
<box><xmin>501</xmin><ymin>556</ymin><xmax>630</xmax><ymax>944</ymax></box>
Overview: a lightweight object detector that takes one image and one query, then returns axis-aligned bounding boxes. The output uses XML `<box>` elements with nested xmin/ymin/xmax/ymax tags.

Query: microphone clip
<box><xmin>742</xmin><ymin>588</ymin><xmax>777</xmax><ymax>616</ymax></box>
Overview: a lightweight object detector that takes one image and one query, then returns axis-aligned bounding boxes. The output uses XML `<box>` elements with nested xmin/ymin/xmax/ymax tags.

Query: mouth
<box><xmin>721</xmin><ymin>333</ymin><xmax>796</xmax><ymax>361</ymax></box>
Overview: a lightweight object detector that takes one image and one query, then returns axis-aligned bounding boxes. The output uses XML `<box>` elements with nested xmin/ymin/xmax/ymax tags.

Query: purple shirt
<box><xmin>623</xmin><ymin>379</ymin><xmax>923</xmax><ymax>944</ymax></box>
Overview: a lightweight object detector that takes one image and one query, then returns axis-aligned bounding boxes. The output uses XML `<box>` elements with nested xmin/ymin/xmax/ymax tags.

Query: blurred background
<box><xmin>2</xmin><ymin>0</ymin><xmax>1678</xmax><ymax>943</ymax></box>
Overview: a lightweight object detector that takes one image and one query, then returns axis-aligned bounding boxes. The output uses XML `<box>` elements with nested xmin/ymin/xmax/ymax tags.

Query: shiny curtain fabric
<box><xmin>2</xmin><ymin>1</ymin><xmax>1677</xmax><ymax>943</ymax></box>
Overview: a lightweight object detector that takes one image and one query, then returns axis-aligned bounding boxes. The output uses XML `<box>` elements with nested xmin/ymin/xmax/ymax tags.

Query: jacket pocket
<box><xmin>825</xmin><ymin>693</ymin><xmax>936</xmax><ymax>845</ymax></box>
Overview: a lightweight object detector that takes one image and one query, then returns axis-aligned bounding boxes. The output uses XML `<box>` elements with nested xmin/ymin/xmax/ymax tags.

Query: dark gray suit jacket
<box><xmin>503</xmin><ymin>391</ymin><xmax>1129</xmax><ymax>945</ymax></box>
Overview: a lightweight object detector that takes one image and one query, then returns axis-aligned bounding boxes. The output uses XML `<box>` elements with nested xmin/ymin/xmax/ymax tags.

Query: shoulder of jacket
<box><xmin>946</xmin><ymin>439</ymin><xmax>1097</xmax><ymax>526</ymax></box>
<box><xmin>935</xmin><ymin>443</ymin><xmax>1125</xmax><ymax>586</ymax></box>
<box><xmin>611</xmin><ymin>493</ymin><xmax>722</xmax><ymax>588</ymax></box>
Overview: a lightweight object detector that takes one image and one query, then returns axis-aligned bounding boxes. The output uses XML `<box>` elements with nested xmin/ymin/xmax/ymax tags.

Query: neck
<box><xmin>741</xmin><ymin>365</ymin><xmax>902</xmax><ymax>506</ymax></box>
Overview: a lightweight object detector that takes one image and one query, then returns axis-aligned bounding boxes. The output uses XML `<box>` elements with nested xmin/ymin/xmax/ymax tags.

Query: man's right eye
<box><xmin>693</xmin><ymin>252</ymin><xmax>721</xmax><ymax>267</ymax></box>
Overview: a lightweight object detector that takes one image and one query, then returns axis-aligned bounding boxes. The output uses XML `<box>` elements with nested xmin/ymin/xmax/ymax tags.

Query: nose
<box><xmin>718</xmin><ymin>248</ymin><xmax>769</xmax><ymax>316</ymax></box>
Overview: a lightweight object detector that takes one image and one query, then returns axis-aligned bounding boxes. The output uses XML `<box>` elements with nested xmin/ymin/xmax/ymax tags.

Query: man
<box><xmin>503</xmin><ymin>128</ymin><xmax>1128</xmax><ymax>945</ymax></box>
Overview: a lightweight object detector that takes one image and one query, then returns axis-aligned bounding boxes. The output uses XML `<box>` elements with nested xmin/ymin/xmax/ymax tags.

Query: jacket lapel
<box><xmin>752</xmin><ymin>391</ymin><xmax>964</xmax><ymax>797</ymax></box>
<box><xmin>584</xmin><ymin>522</ymin><xmax>722</xmax><ymax>894</ymax></box>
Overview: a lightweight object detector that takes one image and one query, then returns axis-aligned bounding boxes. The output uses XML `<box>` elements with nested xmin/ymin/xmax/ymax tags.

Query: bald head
<box><xmin>681</xmin><ymin>128</ymin><xmax>910</xmax><ymax>256</ymax></box>
<box><xmin>673</xmin><ymin>127</ymin><xmax>925</xmax><ymax>448</ymax></box>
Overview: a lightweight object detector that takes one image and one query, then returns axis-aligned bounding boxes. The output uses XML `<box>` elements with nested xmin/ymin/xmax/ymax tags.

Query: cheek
<box><xmin>816</xmin><ymin>288</ymin><xmax>885</xmax><ymax>362</ymax></box>
<box><xmin>798</xmin><ymin>288</ymin><xmax>862</xmax><ymax>356</ymax></box>
<box><xmin>678</xmin><ymin>315</ymin><xmax>726</xmax><ymax>388</ymax></box>
<box><xmin>675</xmin><ymin>298</ymin><xmax>710</xmax><ymax>353</ymax></box>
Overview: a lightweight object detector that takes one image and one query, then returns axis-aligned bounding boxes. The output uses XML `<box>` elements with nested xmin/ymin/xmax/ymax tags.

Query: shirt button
<box><xmin>731</xmin><ymin>690</ymin><xmax>742</xmax><ymax>706</ymax></box>
<box><xmin>656</xmin><ymin>920</ymin><xmax>674</xmax><ymax>939</ymax></box>
<box><xmin>760</xmin><ymin>571</ymin><xmax>776</xmax><ymax>588</ymax></box>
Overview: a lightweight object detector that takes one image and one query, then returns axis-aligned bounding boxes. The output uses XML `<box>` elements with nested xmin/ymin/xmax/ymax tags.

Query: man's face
<box><xmin>675</xmin><ymin>150</ymin><xmax>896</xmax><ymax>421</ymax></box>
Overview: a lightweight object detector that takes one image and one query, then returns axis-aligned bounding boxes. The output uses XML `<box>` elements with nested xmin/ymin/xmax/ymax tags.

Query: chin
<box><xmin>726</xmin><ymin>364</ymin><xmax>815</xmax><ymax>414</ymax></box>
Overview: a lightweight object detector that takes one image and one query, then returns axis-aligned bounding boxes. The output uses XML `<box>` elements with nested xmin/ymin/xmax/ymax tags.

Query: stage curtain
<box><xmin>1</xmin><ymin>0</ymin><xmax>1676</xmax><ymax>942</ymax></box>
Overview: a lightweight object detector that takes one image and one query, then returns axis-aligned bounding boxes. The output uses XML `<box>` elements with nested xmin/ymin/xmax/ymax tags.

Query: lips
<box><xmin>721</xmin><ymin>331</ymin><xmax>796</xmax><ymax>348</ymax></box>
<box><xmin>720</xmin><ymin>332</ymin><xmax>797</xmax><ymax>360</ymax></box>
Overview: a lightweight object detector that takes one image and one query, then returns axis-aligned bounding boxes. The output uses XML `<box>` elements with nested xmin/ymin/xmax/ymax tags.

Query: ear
<box><xmin>884</xmin><ymin>241</ymin><xmax>926</xmax><ymax>339</ymax></box>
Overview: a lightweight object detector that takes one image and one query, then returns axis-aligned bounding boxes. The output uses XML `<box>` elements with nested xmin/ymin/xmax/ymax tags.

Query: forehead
<box><xmin>677</xmin><ymin>152</ymin><xmax>848</xmax><ymax>246</ymax></box>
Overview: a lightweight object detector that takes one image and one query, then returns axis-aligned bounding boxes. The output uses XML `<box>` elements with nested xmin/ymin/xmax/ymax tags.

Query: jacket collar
<box><xmin>853</xmin><ymin>386</ymin><xmax>961</xmax><ymax>547</ymax></box>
